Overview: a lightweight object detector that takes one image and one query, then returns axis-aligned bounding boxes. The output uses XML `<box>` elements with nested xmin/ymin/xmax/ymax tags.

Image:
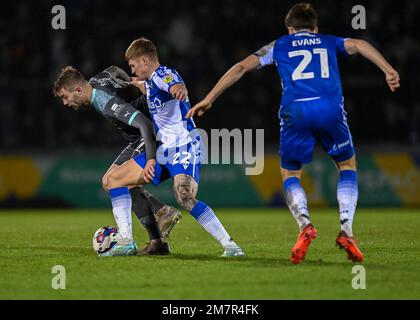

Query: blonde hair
<box><xmin>125</xmin><ymin>37</ymin><xmax>158</xmax><ymax>61</ymax></box>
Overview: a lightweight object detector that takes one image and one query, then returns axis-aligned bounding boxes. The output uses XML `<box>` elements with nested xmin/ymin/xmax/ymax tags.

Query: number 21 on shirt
<box><xmin>289</xmin><ymin>48</ymin><xmax>330</xmax><ymax>80</ymax></box>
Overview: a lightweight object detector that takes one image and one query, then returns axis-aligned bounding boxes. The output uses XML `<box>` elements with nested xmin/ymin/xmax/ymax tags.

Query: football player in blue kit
<box><xmin>188</xmin><ymin>3</ymin><xmax>400</xmax><ymax>263</ymax></box>
<box><xmin>105</xmin><ymin>37</ymin><xmax>244</xmax><ymax>257</ymax></box>
<box><xmin>53</xmin><ymin>65</ymin><xmax>183</xmax><ymax>256</ymax></box>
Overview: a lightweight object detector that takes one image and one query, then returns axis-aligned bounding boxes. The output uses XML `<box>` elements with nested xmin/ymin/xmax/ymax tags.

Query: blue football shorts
<box><xmin>279</xmin><ymin>98</ymin><xmax>355</xmax><ymax>170</ymax></box>
<box><xmin>133</xmin><ymin>140</ymin><xmax>201</xmax><ymax>185</ymax></box>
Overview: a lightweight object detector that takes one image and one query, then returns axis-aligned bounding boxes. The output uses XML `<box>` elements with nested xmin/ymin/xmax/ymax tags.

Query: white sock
<box><xmin>337</xmin><ymin>171</ymin><xmax>358</xmax><ymax>237</ymax></box>
<box><xmin>190</xmin><ymin>201</ymin><xmax>232</xmax><ymax>247</ymax></box>
<box><xmin>109</xmin><ymin>187</ymin><xmax>133</xmax><ymax>241</ymax></box>
<box><xmin>283</xmin><ymin>177</ymin><xmax>311</xmax><ymax>231</ymax></box>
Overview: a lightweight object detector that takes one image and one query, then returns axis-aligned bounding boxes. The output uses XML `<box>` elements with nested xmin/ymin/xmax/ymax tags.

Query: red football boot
<box><xmin>336</xmin><ymin>231</ymin><xmax>364</xmax><ymax>262</ymax></box>
<box><xmin>290</xmin><ymin>224</ymin><xmax>317</xmax><ymax>264</ymax></box>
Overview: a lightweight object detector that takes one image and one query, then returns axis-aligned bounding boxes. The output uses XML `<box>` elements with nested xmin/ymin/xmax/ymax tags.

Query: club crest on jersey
<box><xmin>163</xmin><ymin>76</ymin><xmax>173</xmax><ymax>84</ymax></box>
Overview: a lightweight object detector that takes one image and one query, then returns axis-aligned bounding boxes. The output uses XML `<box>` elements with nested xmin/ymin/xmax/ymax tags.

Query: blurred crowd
<box><xmin>1</xmin><ymin>0</ymin><xmax>419</xmax><ymax>152</ymax></box>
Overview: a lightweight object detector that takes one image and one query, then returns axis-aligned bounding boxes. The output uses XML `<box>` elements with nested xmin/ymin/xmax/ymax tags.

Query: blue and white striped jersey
<box><xmin>145</xmin><ymin>65</ymin><xmax>196</xmax><ymax>149</ymax></box>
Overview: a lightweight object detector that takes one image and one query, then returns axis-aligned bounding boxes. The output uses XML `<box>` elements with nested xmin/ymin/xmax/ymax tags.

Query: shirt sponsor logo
<box><xmin>148</xmin><ymin>97</ymin><xmax>162</xmax><ymax>114</ymax></box>
<box><xmin>111</xmin><ymin>103</ymin><xmax>124</xmax><ymax>116</ymax></box>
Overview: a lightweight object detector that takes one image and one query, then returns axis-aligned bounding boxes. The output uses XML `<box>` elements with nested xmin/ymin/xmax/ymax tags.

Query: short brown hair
<box><xmin>285</xmin><ymin>3</ymin><xmax>318</xmax><ymax>31</ymax></box>
<box><xmin>125</xmin><ymin>37</ymin><xmax>158</xmax><ymax>61</ymax></box>
<box><xmin>53</xmin><ymin>66</ymin><xmax>86</xmax><ymax>96</ymax></box>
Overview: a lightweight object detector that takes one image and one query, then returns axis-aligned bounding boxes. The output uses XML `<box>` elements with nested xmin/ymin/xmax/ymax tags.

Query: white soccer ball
<box><xmin>92</xmin><ymin>226</ymin><xmax>120</xmax><ymax>254</ymax></box>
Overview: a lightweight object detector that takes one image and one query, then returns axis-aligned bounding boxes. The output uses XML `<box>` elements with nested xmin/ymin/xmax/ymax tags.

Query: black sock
<box><xmin>136</xmin><ymin>186</ymin><xmax>165</xmax><ymax>214</ymax></box>
<box><xmin>130</xmin><ymin>187</ymin><xmax>162</xmax><ymax>240</ymax></box>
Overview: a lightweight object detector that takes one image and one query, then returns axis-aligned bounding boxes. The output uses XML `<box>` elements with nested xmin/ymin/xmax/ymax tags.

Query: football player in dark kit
<box><xmin>53</xmin><ymin>65</ymin><xmax>182</xmax><ymax>256</ymax></box>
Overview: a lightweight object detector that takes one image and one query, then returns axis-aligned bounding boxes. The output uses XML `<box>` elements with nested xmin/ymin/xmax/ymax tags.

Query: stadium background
<box><xmin>1</xmin><ymin>0</ymin><xmax>419</xmax><ymax>208</ymax></box>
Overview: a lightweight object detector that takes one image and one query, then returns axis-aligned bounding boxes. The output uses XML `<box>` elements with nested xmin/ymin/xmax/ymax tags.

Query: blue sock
<box><xmin>109</xmin><ymin>187</ymin><xmax>133</xmax><ymax>240</ymax></box>
<box><xmin>337</xmin><ymin>170</ymin><xmax>358</xmax><ymax>237</ymax></box>
<box><xmin>283</xmin><ymin>177</ymin><xmax>311</xmax><ymax>231</ymax></box>
<box><xmin>190</xmin><ymin>201</ymin><xmax>232</xmax><ymax>247</ymax></box>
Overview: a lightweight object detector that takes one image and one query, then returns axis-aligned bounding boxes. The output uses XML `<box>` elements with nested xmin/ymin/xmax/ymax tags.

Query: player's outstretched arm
<box><xmin>186</xmin><ymin>54</ymin><xmax>261</xmax><ymax>118</ymax></box>
<box><xmin>345</xmin><ymin>39</ymin><xmax>400</xmax><ymax>92</ymax></box>
<box><xmin>129</xmin><ymin>112</ymin><xmax>157</xmax><ymax>183</ymax></box>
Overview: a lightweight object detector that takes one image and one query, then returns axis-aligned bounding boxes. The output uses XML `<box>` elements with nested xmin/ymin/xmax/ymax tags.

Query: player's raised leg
<box><xmin>137</xmin><ymin>186</ymin><xmax>182</xmax><ymax>239</ymax></box>
<box><xmin>103</xmin><ymin>162</ymin><xmax>172</xmax><ymax>255</ymax></box>
<box><xmin>281</xmin><ymin>168</ymin><xmax>317</xmax><ymax>264</ymax></box>
<box><xmin>173</xmin><ymin>174</ymin><xmax>244</xmax><ymax>257</ymax></box>
<box><xmin>101</xmin><ymin>159</ymin><xmax>149</xmax><ymax>256</ymax></box>
<box><xmin>335</xmin><ymin>156</ymin><xmax>364</xmax><ymax>262</ymax></box>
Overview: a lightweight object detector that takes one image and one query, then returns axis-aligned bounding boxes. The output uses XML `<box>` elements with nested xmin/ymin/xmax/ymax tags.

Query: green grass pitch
<box><xmin>1</xmin><ymin>208</ymin><xmax>419</xmax><ymax>299</ymax></box>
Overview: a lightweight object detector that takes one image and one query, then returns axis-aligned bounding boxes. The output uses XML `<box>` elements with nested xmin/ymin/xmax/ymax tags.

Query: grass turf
<box><xmin>0</xmin><ymin>208</ymin><xmax>419</xmax><ymax>299</ymax></box>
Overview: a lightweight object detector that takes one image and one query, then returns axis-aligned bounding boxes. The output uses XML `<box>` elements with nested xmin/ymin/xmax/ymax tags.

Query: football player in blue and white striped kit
<box><xmin>188</xmin><ymin>3</ymin><xmax>400</xmax><ymax>264</ymax></box>
<box><xmin>105</xmin><ymin>37</ymin><xmax>244</xmax><ymax>257</ymax></box>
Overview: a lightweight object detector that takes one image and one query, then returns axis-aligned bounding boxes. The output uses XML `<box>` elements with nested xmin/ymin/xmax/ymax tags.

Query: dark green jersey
<box><xmin>88</xmin><ymin>66</ymin><xmax>156</xmax><ymax>161</ymax></box>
